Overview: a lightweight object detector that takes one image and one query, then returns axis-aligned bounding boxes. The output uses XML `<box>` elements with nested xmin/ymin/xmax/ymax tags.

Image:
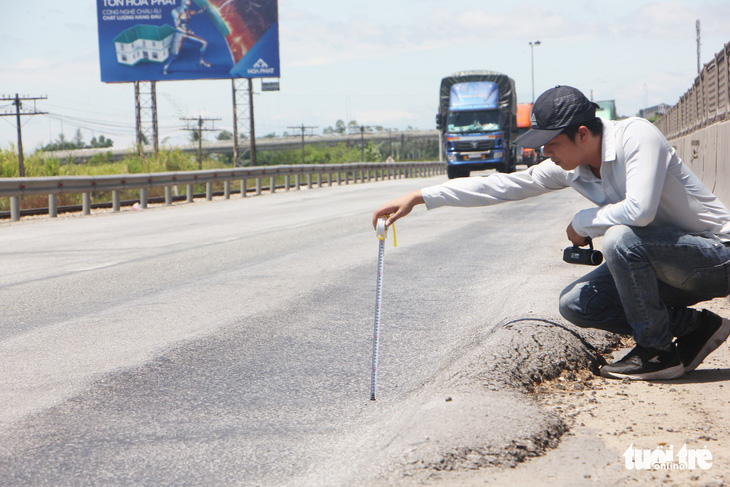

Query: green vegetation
<box><xmin>41</xmin><ymin>130</ymin><xmax>114</xmax><ymax>152</ymax></box>
<box><xmin>257</xmin><ymin>139</ymin><xmax>438</xmax><ymax>165</ymax></box>
<box><xmin>0</xmin><ymin>147</ymin><xmax>226</xmax><ymax>212</ymax></box>
<box><xmin>1</xmin><ymin>138</ymin><xmax>438</xmax><ymax>178</ymax></box>
<box><xmin>321</xmin><ymin>119</ymin><xmax>391</xmax><ymax>135</ymax></box>
<box><xmin>646</xmin><ymin>114</ymin><xmax>663</xmax><ymax>123</ymax></box>
<box><xmin>217</xmin><ymin>130</ymin><xmax>233</xmax><ymax>141</ymax></box>
<box><xmin>0</xmin><ymin>146</ymin><xmax>215</xmax><ymax>178</ymax></box>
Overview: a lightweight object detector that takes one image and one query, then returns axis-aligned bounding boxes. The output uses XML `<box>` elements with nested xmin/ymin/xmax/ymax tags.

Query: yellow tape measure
<box><xmin>376</xmin><ymin>217</ymin><xmax>397</xmax><ymax>247</ymax></box>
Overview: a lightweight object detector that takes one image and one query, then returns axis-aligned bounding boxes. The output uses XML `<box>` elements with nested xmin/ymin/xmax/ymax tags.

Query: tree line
<box><xmin>42</xmin><ymin>129</ymin><xmax>114</xmax><ymax>151</ymax></box>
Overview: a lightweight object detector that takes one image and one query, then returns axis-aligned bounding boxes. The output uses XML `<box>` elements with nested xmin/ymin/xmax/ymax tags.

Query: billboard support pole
<box><xmin>134</xmin><ymin>81</ymin><xmax>159</xmax><ymax>157</ymax></box>
<box><xmin>248</xmin><ymin>78</ymin><xmax>257</xmax><ymax>167</ymax></box>
<box><xmin>151</xmin><ymin>81</ymin><xmax>159</xmax><ymax>155</ymax></box>
<box><xmin>232</xmin><ymin>79</ymin><xmax>240</xmax><ymax>166</ymax></box>
<box><xmin>232</xmin><ymin>79</ymin><xmax>249</xmax><ymax>166</ymax></box>
<box><xmin>232</xmin><ymin>79</ymin><xmax>257</xmax><ymax>167</ymax></box>
<box><xmin>135</xmin><ymin>82</ymin><xmax>142</xmax><ymax>156</ymax></box>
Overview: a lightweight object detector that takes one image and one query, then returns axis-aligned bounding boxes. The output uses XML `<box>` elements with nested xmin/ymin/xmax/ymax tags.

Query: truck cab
<box><xmin>437</xmin><ymin>72</ymin><xmax>518</xmax><ymax>179</ymax></box>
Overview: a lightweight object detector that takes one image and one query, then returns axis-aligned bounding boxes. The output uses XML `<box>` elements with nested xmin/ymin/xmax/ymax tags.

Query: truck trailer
<box><xmin>516</xmin><ymin>103</ymin><xmax>540</xmax><ymax>167</ymax></box>
<box><xmin>436</xmin><ymin>71</ymin><xmax>519</xmax><ymax>179</ymax></box>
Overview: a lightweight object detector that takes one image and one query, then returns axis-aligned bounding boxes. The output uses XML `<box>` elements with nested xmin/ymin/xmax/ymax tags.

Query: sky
<box><xmin>2</xmin><ymin>0</ymin><xmax>730</xmax><ymax>152</ymax></box>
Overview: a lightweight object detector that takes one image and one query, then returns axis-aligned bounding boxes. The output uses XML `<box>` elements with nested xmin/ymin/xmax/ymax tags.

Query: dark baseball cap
<box><xmin>514</xmin><ymin>86</ymin><xmax>600</xmax><ymax>149</ymax></box>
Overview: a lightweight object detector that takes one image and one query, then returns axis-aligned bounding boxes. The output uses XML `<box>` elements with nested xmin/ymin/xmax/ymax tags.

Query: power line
<box><xmin>0</xmin><ymin>94</ymin><xmax>47</xmax><ymax>177</ymax></box>
<box><xmin>44</xmin><ymin>113</ymin><xmax>137</xmax><ymax>136</ymax></box>
<box><xmin>45</xmin><ymin>110</ymin><xmax>183</xmax><ymax>132</ymax></box>
<box><xmin>44</xmin><ymin>101</ymin><xmax>131</xmax><ymax>118</ymax></box>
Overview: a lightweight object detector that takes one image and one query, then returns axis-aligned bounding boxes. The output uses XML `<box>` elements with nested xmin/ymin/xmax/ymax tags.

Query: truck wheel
<box><xmin>497</xmin><ymin>157</ymin><xmax>516</xmax><ymax>174</ymax></box>
<box><xmin>447</xmin><ymin>166</ymin><xmax>469</xmax><ymax>179</ymax></box>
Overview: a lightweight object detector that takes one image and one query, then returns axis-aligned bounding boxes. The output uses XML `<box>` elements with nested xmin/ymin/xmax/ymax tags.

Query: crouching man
<box><xmin>373</xmin><ymin>85</ymin><xmax>730</xmax><ymax>380</ymax></box>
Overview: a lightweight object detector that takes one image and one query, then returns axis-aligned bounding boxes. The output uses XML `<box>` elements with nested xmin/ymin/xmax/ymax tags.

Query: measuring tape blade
<box><xmin>370</xmin><ymin>236</ymin><xmax>385</xmax><ymax>401</ymax></box>
<box><xmin>370</xmin><ymin>216</ymin><xmax>395</xmax><ymax>401</ymax></box>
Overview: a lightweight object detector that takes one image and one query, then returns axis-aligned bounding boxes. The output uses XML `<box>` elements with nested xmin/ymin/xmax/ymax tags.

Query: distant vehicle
<box><xmin>436</xmin><ymin>71</ymin><xmax>519</xmax><ymax>179</ymax></box>
<box><xmin>516</xmin><ymin>103</ymin><xmax>540</xmax><ymax>166</ymax></box>
<box><xmin>595</xmin><ymin>100</ymin><xmax>618</xmax><ymax>120</ymax></box>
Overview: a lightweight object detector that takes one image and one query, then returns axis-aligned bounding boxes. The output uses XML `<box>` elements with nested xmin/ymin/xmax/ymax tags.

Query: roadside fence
<box><xmin>656</xmin><ymin>42</ymin><xmax>730</xmax><ymax>138</ymax></box>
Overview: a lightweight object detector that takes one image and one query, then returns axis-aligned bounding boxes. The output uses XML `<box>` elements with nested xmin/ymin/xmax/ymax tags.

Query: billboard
<box><xmin>96</xmin><ymin>0</ymin><xmax>279</xmax><ymax>82</ymax></box>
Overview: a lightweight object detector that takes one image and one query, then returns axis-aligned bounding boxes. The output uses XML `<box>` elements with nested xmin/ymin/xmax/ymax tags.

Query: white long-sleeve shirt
<box><xmin>422</xmin><ymin>117</ymin><xmax>730</xmax><ymax>241</ymax></box>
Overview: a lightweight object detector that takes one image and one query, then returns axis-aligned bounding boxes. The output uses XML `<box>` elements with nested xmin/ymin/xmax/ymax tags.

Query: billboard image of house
<box><xmin>114</xmin><ymin>24</ymin><xmax>176</xmax><ymax>66</ymax></box>
<box><xmin>96</xmin><ymin>0</ymin><xmax>280</xmax><ymax>82</ymax></box>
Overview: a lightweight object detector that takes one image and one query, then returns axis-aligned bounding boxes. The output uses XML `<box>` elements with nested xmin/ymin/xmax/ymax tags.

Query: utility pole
<box><xmin>696</xmin><ymin>19</ymin><xmax>701</xmax><ymax>73</ymax></box>
<box><xmin>287</xmin><ymin>124</ymin><xmax>317</xmax><ymax>165</ymax></box>
<box><xmin>529</xmin><ymin>40</ymin><xmax>541</xmax><ymax>103</ymax></box>
<box><xmin>385</xmin><ymin>128</ymin><xmax>397</xmax><ymax>160</ymax></box>
<box><xmin>353</xmin><ymin>125</ymin><xmax>373</xmax><ymax>162</ymax></box>
<box><xmin>0</xmin><ymin>94</ymin><xmax>47</xmax><ymax>177</ymax></box>
<box><xmin>181</xmin><ymin>115</ymin><xmax>222</xmax><ymax>169</ymax></box>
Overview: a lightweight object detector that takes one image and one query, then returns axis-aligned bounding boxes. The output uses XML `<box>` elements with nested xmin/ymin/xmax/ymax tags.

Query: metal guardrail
<box><xmin>656</xmin><ymin>42</ymin><xmax>730</xmax><ymax>138</ymax></box>
<box><xmin>0</xmin><ymin>161</ymin><xmax>446</xmax><ymax>221</ymax></box>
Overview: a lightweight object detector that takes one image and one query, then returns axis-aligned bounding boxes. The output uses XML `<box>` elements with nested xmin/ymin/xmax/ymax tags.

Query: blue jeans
<box><xmin>559</xmin><ymin>225</ymin><xmax>730</xmax><ymax>349</ymax></box>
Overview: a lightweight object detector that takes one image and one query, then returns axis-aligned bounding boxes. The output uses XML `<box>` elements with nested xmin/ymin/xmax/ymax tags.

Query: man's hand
<box><xmin>566</xmin><ymin>222</ymin><xmax>589</xmax><ymax>246</ymax></box>
<box><xmin>372</xmin><ymin>190</ymin><xmax>424</xmax><ymax>229</ymax></box>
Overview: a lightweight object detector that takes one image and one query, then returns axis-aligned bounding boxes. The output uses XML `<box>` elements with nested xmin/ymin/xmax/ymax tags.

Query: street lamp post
<box><xmin>529</xmin><ymin>40</ymin><xmax>541</xmax><ymax>103</ymax></box>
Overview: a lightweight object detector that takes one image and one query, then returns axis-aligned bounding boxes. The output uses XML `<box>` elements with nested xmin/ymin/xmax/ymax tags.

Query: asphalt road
<box><xmin>0</xmin><ymin>172</ymin><xmax>593</xmax><ymax>486</ymax></box>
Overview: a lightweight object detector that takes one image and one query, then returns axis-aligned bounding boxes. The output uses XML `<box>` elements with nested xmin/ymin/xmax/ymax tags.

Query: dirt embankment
<box><xmin>365</xmin><ymin>299</ymin><xmax>730</xmax><ymax>487</ymax></box>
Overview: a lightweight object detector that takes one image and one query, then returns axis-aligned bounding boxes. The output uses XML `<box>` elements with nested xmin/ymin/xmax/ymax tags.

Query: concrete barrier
<box><xmin>668</xmin><ymin>119</ymin><xmax>730</xmax><ymax>208</ymax></box>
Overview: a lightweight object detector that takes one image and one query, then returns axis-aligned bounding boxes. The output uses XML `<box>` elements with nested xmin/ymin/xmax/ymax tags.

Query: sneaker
<box><xmin>675</xmin><ymin>309</ymin><xmax>730</xmax><ymax>372</ymax></box>
<box><xmin>600</xmin><ymin>343</ymin><xmax>685</xmax><ymax>380</ymax></box>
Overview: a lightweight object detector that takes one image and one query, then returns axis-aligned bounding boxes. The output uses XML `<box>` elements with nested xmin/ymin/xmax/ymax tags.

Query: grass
<box><xmin>0</xmin><ymin>147</ymin><xmax>231</xmax><ymax>212</ymax></box>
<box><xmin>0</xmin><ymin>146</ymin><xmax>222</xmax><ymax>178</ymax></box>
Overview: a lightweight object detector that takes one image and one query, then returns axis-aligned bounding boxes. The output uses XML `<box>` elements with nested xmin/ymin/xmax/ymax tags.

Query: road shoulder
<box><xmin>348</xmin><ymin>315</ymin><xmax>621</xmax><ymax>485</ymax></box>
<box><xmin>433</xmin><ymin>298</ymin><xmax>730</xmax><ymax>487</ymax></box>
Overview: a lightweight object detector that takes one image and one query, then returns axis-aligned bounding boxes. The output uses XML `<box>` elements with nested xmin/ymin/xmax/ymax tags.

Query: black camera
<box><xmin>563</xmin><ymin>238</ymin><xmax>603</xmax><ymax>266</ymax></box>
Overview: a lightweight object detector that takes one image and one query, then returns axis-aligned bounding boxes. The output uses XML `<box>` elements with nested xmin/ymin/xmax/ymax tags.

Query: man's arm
<box><xmin>420</xmin><ymin>162</ymin><xmax>570</xmax><ymax>210</ymax></box>
<box><xmin>372</xmin><ymin>161</ymin><xmax>569</xmax><ymax>229</ymax></box>
<box><xmin>372</xmin><ymin>190</ymin><xmax>424</xmax><ymax>229</ymax></box>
